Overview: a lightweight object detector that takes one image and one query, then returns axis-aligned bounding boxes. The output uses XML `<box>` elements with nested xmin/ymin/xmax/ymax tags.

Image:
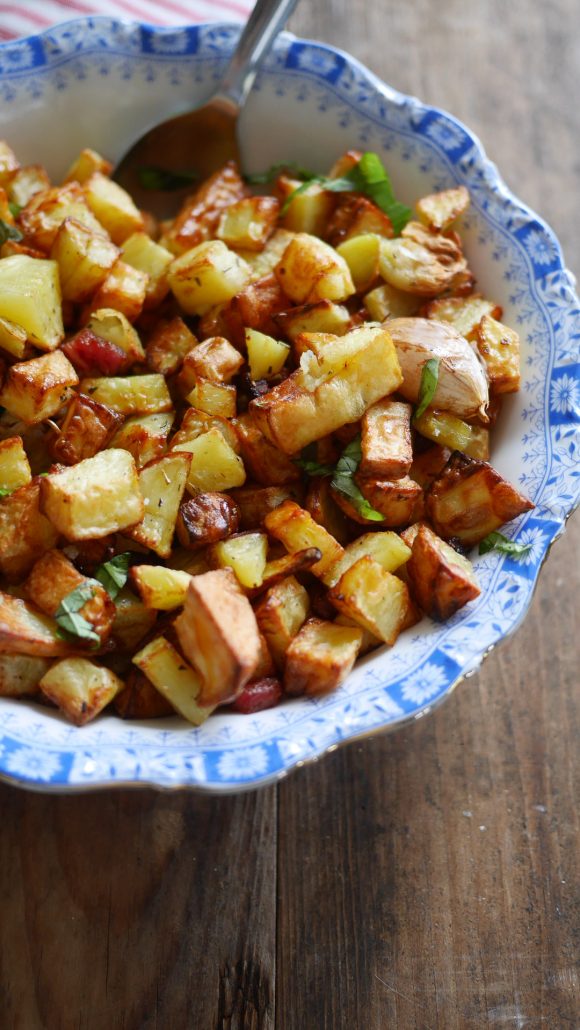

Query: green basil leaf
<box><xmin>95</xmin><ymin>552</ymin><xmax>131</xmax><ymax>599</ymax></box>
<box><xmin>294</xmin><ymin>458</ymin><xmax>335</xmax><ymax>477</ymax></box>
<box><xmin>331</xmin><ymin>435</ymin><xmax>384</xmax><ymax>522</ymax></box>
<box><xmin>414</xmin><ymin>358</ymin><xmax>440</xmax><ymax>422</ymax></box>
<box><xmin>0</xmin><ymin>218</ymin><xmax>23</xmax><ymax>245</ymax></box>
<box><xmin>478</xmin><ymin>532</ymin><xmax>532</xmax><ymax>559</ymax></box>
<box><xmin>55</xmin><ymin>584</ymin><xmax>100</xmax><ymax>645</ymax></box>
<box><xmin>245</xmin><ymin>162</ymin><xmax>315</xmax><ymax>185</ymax></box>
<box><xmin>0</xmin><ymin>487</ymin><xmax>12</xmax><ymax>498</ymax></box>
<box><xmin>8</xmin><ymin>201</ymin><xmax>21</xmax><ymax>218</ymax></box>
<box><xmin>137</xmin><ymin>166</ymin><xmax>199</xmax><ymax>191</ymax></box>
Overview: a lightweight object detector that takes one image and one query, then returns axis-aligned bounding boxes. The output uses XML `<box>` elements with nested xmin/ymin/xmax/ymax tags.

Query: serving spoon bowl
<box><xmin>113</xmin><ymin>0</ymin><xmax>299</xmax><ymax>217</ymax></box>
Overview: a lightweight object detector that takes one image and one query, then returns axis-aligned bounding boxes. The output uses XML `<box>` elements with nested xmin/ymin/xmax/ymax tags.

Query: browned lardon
<box><xmin>175</xmin><ymin>491</ymin><xmax>240</xmax><ymax>551</ymax></box>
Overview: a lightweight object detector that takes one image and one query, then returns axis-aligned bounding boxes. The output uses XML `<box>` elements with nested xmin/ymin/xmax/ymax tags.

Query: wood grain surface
<box><xmin>1</xmin><ymin>2</ymin><xmax>579</xmax><ymax>1028</ymax></box>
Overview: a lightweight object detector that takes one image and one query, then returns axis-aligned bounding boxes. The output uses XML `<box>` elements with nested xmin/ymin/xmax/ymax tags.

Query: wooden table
<box><xmin>1</xmin><ymin>2</ymin><xmax>578</xmax><ymax>1027</ymax></box>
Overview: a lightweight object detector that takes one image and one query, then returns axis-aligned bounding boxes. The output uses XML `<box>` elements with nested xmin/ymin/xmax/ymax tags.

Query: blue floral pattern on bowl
<box><xmin>0</xmin><ymin>19</ymin><xmax>578</xmax><ymax>792</ymax></box>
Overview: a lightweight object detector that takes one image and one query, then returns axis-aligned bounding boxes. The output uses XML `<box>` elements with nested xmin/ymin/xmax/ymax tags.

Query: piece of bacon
<box><xmin>61</xmin><ymin>329</ymin><xmax>127</xmax><ymax>376</ymax></box>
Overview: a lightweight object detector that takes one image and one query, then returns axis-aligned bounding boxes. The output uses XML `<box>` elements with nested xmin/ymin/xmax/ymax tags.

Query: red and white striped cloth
<box><xmin>0</xmin><ymin>0</ymin><xmax>253</xmax><ymax>42</ymax></box>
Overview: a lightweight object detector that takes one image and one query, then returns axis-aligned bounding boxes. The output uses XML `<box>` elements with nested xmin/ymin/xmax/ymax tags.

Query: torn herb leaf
<box><xmin>414</xmin><ymin>358</ymin><xmax>440</xmax><ymax>422</ymax></box>
<box><xmin>297</xmin><ymin>436</ymin><xmax>384</xmax><ymax>521</ymax></box>
<box><xmin>245</xmin><ymin>162</ymin><xmax>314</xmax><ymax>185</ymax></box>
<box><xmin>0</xmin><ymin>219</ymin><xmax>23</xmax><ymax>245</ymax></box>
<box><xmin>95</xmin><ymin>552</ymin><xmax>131</xmax><ymax>599</ymax></box>
<box><xmin>138</xmin><ymin>166</ymin><xmax>199</xmax><ymax>191</ymax></box>
<box><xmin>55</xmin><ymin>584</ymin><xmax>100</xmax><ymax>645</ymax></box>
<box><xmin>478</xmin><ymin>532</ymin><xmax>532</xmax><ymax>559</ymax></box>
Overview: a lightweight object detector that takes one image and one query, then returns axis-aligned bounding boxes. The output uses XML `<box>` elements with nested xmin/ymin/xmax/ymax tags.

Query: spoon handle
<box><xmin>216</xmin><ymin>0</ymin><xmax>300</xmax><ymax>111</ymax></box>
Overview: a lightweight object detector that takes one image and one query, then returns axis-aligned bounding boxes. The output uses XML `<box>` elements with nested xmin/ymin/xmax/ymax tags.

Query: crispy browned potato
<box><xmin>426</xmin><ymin>451</ymin><xmax>534</xmax><ymax>546</ymax></box>
<box><xmin>326</xmin><ymin>194</ymin><xmax>394</xmax><ymax>246</ymax></box>
<box><xmin>113</xmin><ymin>666</ymin><xmax>175</xmax><ymax>719</ymax></box>
<box><xmin>0</xmin><ymin>350</ymin><xmax>78</xmax><ymax>425</ymax></box>
<box><xmin>0</xmin><ymin>652</ymin><xmax>51</xmax><ymax>697</ymax></box>
<box><xmin>145</xmin><ymin>316</ymin><xmax>198</xmax><ymax>376</ymax></box>
<box><xmin>177</xmin><ymin>335</ymin><xmax>243</xmax><ymax>392</ymax></box>
<box><xmin>40</xmin><ymin>448</ymin><xmax>144</xmax><ymax>541</ymax></box>
<box><xmin>421</xmin><ymin>291</ymin><xmax>501</xmax><ymax>339</ymax></box>
<box><xmin>211</xmin><ymin>273</ymin><xmax>289</xmax><ymax>349</ymax></box>
<box><xmin>284</xmin><ymin>617</ymin><xmax>362</xmax><ymax>696</ymax></box>
<box><xmin>0</xmin><ymin>591</ymin><xmax>75</xmax><ymax>656</ymax></box>
<box><xmin>264</xmin><ymin>500</ymin><xmax>344</xmax><ymax>578</ymax></box>
<box><xmin>51</xmin><ymin>393</ymin><xmax>122</xmax><ymax>465</ymax></box>
<box><xmin>24</xmin><ymin>549</ymin><xmax>116</xmax><ymax>643</ymax></box>
<box><xmin>475</xmin><ymin>315</ymin><xmax>521</xmax><ymax>395</ymax></box>
<box><xmin>230</xmin><ymin>483</ymin><xmax>304</xmax><ymax>530</ymax></box>
<box><xmin>0</xmin><ymin>478</ymin><xmax>59</xmax><ymax>581</ymax></box>
<box><xmin>233</xmin><ymin>412</ymin><xmax>300</xmax><ymax>486</ymax></box>
<box><xmin>409</xmin><ymin>444</ymin><xmax>452</xmax><ymax>489</ymax></box>
<box><xmin>305</xmin><ymin>476</ymin><xmax>352</xmax><ymax>545</ymax></box>
<box><xmin>254</xmin><ymin>574</ymin><xmax>310</xmax><ymax>670</ymax></box>
<box><xmin>217</xmin><ymin>195</ymin><xmax>280</xmax><ymax>250</ymax></box>
<box><xmin>176</xmin><ymin>492</ymin><xmax>240</xmax><ymax>550</ymax></box>
<box><xmin>160</xmin><ymin>160</ymin><xmax>249</xmax><ymax>255</ymax></box>
<box><xmin>175</xmin><ymin>568</ymin><xmax>261</xmax><ymax>706</ymax></box>
<box><xmin>405</xmin><ymin>522</ymin><xmax>481</xmax><ymax>620</ymax></box>
<box><xmin>328</xmin><ymin>555</ymin><xmax>416</xmax><ymax>645</ymax></box>
<box><xmin>249</xmin><ymin>547</ymin><xmax>322</xmax><ymax>598</ymax></box>
<box><xmin>331</xmin><ymin>474</ymin><xmax>423</xmax><ymax>528</ymax></box>
<box><xmin>39</xmin><ymin>657</ymin><xmax>123</xmax><ymax>725</ymax></box>
<box><xmin>415</xmin><ymin>185</ymin><xmax>470</xmax><ymax>232</ymax></box>
<box><xmin>360</xmin><ymin>399</ymin><xmax>413</xmax><ymax>479</ymax></box>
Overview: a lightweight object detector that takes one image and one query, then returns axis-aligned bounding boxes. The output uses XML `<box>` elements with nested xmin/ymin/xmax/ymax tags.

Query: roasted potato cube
<box><xmin>178</xmin><ymin>336</ymin><xmax>243</xmax><ymax>391</ymax></box>
<box><xmin>363</xmin><ymin>281</ymin><xmax>422</xmax><ymax>321</ymax></box>
<box><xmin>0</xmin><ymin>591</ymin><xmax>74</xmax><ymax>656</ymax></box>
<box><xmin>80</xmin><ymin>373</ymin><xmax>172</xmax><ymax>416</ymax></box>
<box><xmin>0</xmin><ymin>255</ymin><xmax>64</xmax><ymax>352</ymax></box>
<box><xmin>274</xmin><ymin>299</ymin><xmax>352</xmax><ymax>344</ymax></box>
<box><xmin>274</xmin><ymin>232</ymin><xmax>355</xmax><ymax>304</ymax></box>
<box><xmin>216</xmin><ymin>272</ymin><xmax>289</xmax><ymax>348</ymax></box>
<box><xmin>0</xmin><ymin>349</ymin><xmax>77</xmax><ymax>424</ymax></box>
<box><xmin>0</xmin><ymin>653</ymin><xmax>51</xmax><ymax>697</ymax></box>
<box><xmin>0</xmin><ymin>315</ymin><xmax>27</xmax><ymax>359</ymax></box>
<box><xmin>175</xmin><ymin>568</ymin><xmax>261</xmax><ymax>706</ymax></box>
<box><xmin>51</xmin><ymin>393</ymin><xmax>122</xmax><ymax>465</ymax></box>
<box><xmin>231</xmin><ymin>483</ymin><xmax>304</xmax><ymax>530</ymax></box>
<box><xmin>360</xmin><ymin>399</ymin><xmax>413</xmax><ymax>478</ymax></box>
<box><xmin>133</xmin><ymin>635</ymin><xmax>214</xmax><ymax>725</ymax></box>
<box><xmin>405</xmin><ymin>523</ymin><xmax>480</xmax><ymax>620</ymax></box>
<box><xmin>326</xmin><ymin>193</ymin><xmax>394</xmax><ymax>246</ymax></box>
<box><xmin>253</xmin><ymin>547</ymin><xmax>322</xmax><ymax>597</ymax></box>
<box><xmin>245</xmin><ymin>328</ymin><xmax>290</xmax><ymax>381</ymax></box>
<box><xmin>113</xmin><ymin>666</ymin><xmax>174</xmax><ymax>719</ymax></box>
<box><xmin>82</xmin><ymin>259</ymin><xmax>147</xmax><ymax>323</ymax></box>
<box><xmin>121</xmin><ymin>231</ymin><xmax>173</xmax><ymax>308</ymax></box>
<box><xmin>233</xmin><ymin>413</ymin><xmax>300</xmax><ymax>486</ymax></box>
<box><xmin>108</xmin><ymin>412</ymin><xmax>173</xmax><ymax>468</ymax></box>
<box><xmin>126</xmin><ymin>451</ymin><xmax>191</xmax><ymax>557</ymax></box>
<box><xmin>379</xmin><ymin>222</ymin><xmax>467</xmax><ymax>295</ymax></box>
<box><xmin>20</xmin><ymin>181</ymin><xmax>105</xmax><ymax>250</ymax></box>
<box><xmin>426</xmin><ymin>451</ymin><xmax>534</xmax><ymax>546</ymax></box>
<box><xmin>414</xmin><ymin>409</ymin><xmax>489</xmax><ymax>460</ymax></box>
<box><xmin>173</xmin><ymin>426</ymin><xmax>246</xmax><ymax>494</ymax></box>
<box><xmin>304</xmin><ymin>476</ymin><xmax>351</xmax><ymax>545</ymax></box>
<box><xmin>168</xmin><ymin>240</ymin><xmax>251</xmax><ymax>316</ymax></box>
<box><xmin>169</xmin><ymin>405</ymin><xmax>240</xmax><ymax>454</ymax></box>
<box><xmin>7</xmin><ymin>164</ymin><xmax>50</xmax><ymax>208</ymax></box>
<box><xmin>264</xmin><ymin>500</ymin><xmax>344</xmax><ymax>578</ymax></box>
<box><xmin>209</xmin><ymin>531</ymin><xmax>268</xmax><ymax>589</ymax></box>
<box><xmin>216</xmin><ymin>195</ymin><xmax>279</xmax><ymax>250</ymax></box>
<box><xmin>0</xmin><ymin>478</ymin><xmax>59</xmax><ymax>580</ymax></box>
<box><xmin>40</xmin><ymin>448</ymin><xmax>144</xmax><ymax>540</ymax></box>
<box><xmin>328</xmin><ymin>556</ymin><xmax>415</xmax><ymax>644</ymax></box>
<box><xmin>409</xmin><ymin>444</ymin><xmax>452</xmax><ymax>489</ymax></box>
<box><xmin>0</xmin><ymin>435</ymin><xmax>31</xmax><ymax>493</ymax></box>
<box><xmin>284</xmin><ymin>617</ymin><xmax>362</xmax><ymax>696</ymax></box>
<box><xmin>83</xmin><ymin>172</ymin><xmax>144</xmax><ymax>243</ymax></box>
<box><xmin>0</xmin><ymin>141</ymin><xmax>19</xmax><ymax>186</ymax></box>
<box><xmin>351</xmin><ymin>475</ymin><xmax>423</xmax><ymax>527</ymax></box>
<box><xmin>250</xmin><ymin>323</ymin><xmax>403</xmax><ymax>454</ymax></box>
<box><xmin>422</xmin><ymin>292</ymin><xmax>501</xmax><ymax>340</ymax></box>
<box><xmin>276</xmin><ymin>177</ymin><xmax>336</xmax><ymax>236</ymax></box>
<box><xmin>50</xmin><ymin>217</ymin><xmax>119</xmax><ymax>302</ymax></box>
<box><xmin>336</xmin><ymin>233</ymin><xmax>382</xmax><ymax>292</ymax></box>
<box><xmin>160</xmin><ymin>160</ymin><xmax>249</xmax><ymax>255</ymax></box>
<box><xmin>130</xmin><ymin>565</ymin><xmax>192</xmax><ymax>610</ymax></box>
<box><xmin>63</xmin><ymin>148</ymin><xmax>113</xmax><ymax>185</ymax></box>
<box><xmin>176</xmin><ymin>491</ymin><xmax>240</xmax><ymax>550</ymax></box>
<box><xmin>86</xmin><ymin>308</ymin><xmax>146</xmax><ymax>367</ymax></box>
<box><xmin>145</xmin><ymin>316</ymin><xmax>198</xmax><ymax>376</ymax></box>
<box><xmin>39</xmin><ymin>657</ymin><xmax>122</xmax><ymax>725</ymax></box>
<box><xmin>111</xmin><ymin>587</ymin><xmax>157</xmax><ymax>651</ymax></box>
<box><xmin>475</xmin><ymin>315</ymin><xmax>521</xmax><ymax>394</ymax></box>
<box><xmin>323</xmin><ymin>530</ymin><xmax>411</xmax><ymax>588</ymax></box>
<box><xmin>416</xmin><ymin>185</ymin><xmax>470</xmax><ymax>231</ymax></box>
<box><xmin>185</xmin><ymin>379</ymin><xmax>236</xmax><ymax>418</ymax></box>
<box><xmin>25</xmin><ymin>549</ymin><xmax>116</xmax><ymax>643</ymax></box>
<box><xmin>254</xmin><ymin>575</ymin><xmax>310</xmax><ymax>669</ymax></box>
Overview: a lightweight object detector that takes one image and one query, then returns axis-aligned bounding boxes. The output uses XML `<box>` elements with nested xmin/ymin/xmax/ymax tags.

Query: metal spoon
<box><xmin>113</xmin><ymin>0</ymin><xmax>299</xmax><ymax>218</ymax></box>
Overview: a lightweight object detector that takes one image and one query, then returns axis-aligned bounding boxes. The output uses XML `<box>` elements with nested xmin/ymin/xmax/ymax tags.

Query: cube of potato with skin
<box><xmin>63</xmin><ymin>148</ymin><xmax>113</xmax><ymax>185</ymax></box>
<box><xmin>0</xmin><ymin>350</ymin><xmax>78</xmax><ymax>424</ymax></box>
<box><xmin>274</xmin><ymin>299</ymin><xmax>353</xmax><ymax>345</ymax></box>
<box><xmin>111</xmin><ymin>587</ymin><xmax>157</xmax><ymax>652</ymax></box>
<box><xmin>230</xmin><ymin>483</ymin><xmax>304</xmax><ymax>530</ymax></box>
<box><xmin>414</xmin><ymin>409</ymin><xmax>490</xmax><ymax>461</ymax></box>
<box><xmin>160</xmin><ymin>160</ymin><xmax>249</xmax><ymax>256</ymax></box>
<box><xmin>352</xmin><ymin>474</ymin><xmax>424</xmax><ymax>527</ymax></box>
<box><xmin>426</xmin><ymin>451</ymin><xmax>534</xmax><ymax>546</ymax></box>
<box><xmin>264</xmin><ymin>500</ymin><xmax>344</xmax><ymax>579</ymax></box>
<box><xmin>328</xmin><ymin>555</ymin><xmax>415</xmax><ymax>645</ymax></box>
<box><xmin>422</xmin><ymin>292</ymin><xmax>502</xmax><ymax>340</ymax></box>
<box><xmin>145</xmin><ymin>317</ymin><xmax>198</xmax><ymax>376</ymax></box>
<box><xmin>0</xmin><ymin>591</ymin><xmax>75</xmax><ymax>657</ymax></box>
<box><xmin>177</xmin><ymin>336</ymin><xmax>243</xmax><ymax>390</ymax></box>
<box><xmin>121</xmin><ymin>231</ymin><xmax>173</xmax><ymax>308</ymax></box>
<box><xmin>176</xmin><ymin>491</ymin><xmax>240</xmax><ymax>551</ymax></box>
<box><xmin>133</xmin><ymin>635</ymin><xmax>214</xmax><ymax>725</ymax></box>
<box><xmin>175</xmin><ymin>568</ymin><xmax>262</xmax><ymax>707</ymax></box>
<box><xmin>216</xmin><ymin>195</ymin><xmax>280</xmax><ymax>250</ymax></box>
<box><xmin>360</xmin><ymin>399</ymin><xmax>413</xmax><ymax>479</ymax></box>
<box><xmin>125</xmin><ymin>451</ymin><xmax>191</xmax><ymax>557</ymax></box>
<box><xmin>475</xmin><ymin>315</ymin><xmax>521</xmax><ymax>394</ymax></box>
<box><xmin>82</xmin><ymin>259</ymin><xmax>148</xmax><ymax>323</ymax></box>
<box><xmin>216</xmin><ymin>271</ymin><xmax>289</xmax><ymax>348</ymax></box>
<box><xmin>405</xmin><ymin>523</ymin><xmax>481</xmax><ymax>620</ymax></box>
<box><xmin>173</xmin><ymin>427</ymin><xmax>246</xmax><ymax>495</ymax></box>
<box><xmin>322</xmin><ymin>531</ymin><xmax>412</xmax><ymax>588</ymax></box>
<box><xmin>25</xmin><ymin>549</ymin><xmax>116</xmax><ymax>644</ymax></box>
<box><xmin>0</xmin><ymin>255</ymin><xmax>64</xmax><ymax>352</ymax></box>
<box><xmin>86</xmin><ymin>308</ymin><xmax>145</xmax><ymax>367</ymax></box>
<box><xmin>284</xmin><ymin>617</ymin><xmax>362</xmax><ymax>697</ymax></box>
<box><xmin>50</xmin><ymin>217</ymin><xmax>119</xmax><ymax>302</ymax></box>
<box><xmin>80</xmin><ymin>374</ymin><xmax>172</xmax><ymax>416</ymax></box>
<box><xmin>20</xmin><ymin>181</ymin><xmax>106</xmax><ymax>251</ymax></box>
<box><xmin>130</xmin><ymin>565</ymin><xmax>192</xmax><ymax>610</ymax></box>
<box><xmin>108</xmin><ymin>412</ymin><xmax>173</xmax><ymax>468</ymax></box>
<box><xmin>252</xmin><ymin>547</ymin><xmax>321</xmax><ymax>598</ymax></box>
<box><xmin>40</xmin><ymin>657</ymin><xmax>123</xmax><ymax>725</ymax></box>
<box><xmin>274</xmin><ymin>232</ymin><xmax>355</xmax><ymax>304</ymax></box>
<box><xmin>168</xmin><ymin>240</ymin><xmax>251</xmax><ymax>316</ymax></box>
<box><xmin>113</xmin><ymin>667</ymin><xmax>174</xmax><ymax>719</ymax></box>
<box><xmin>416</xmin><ymin>185</ymin><xmax>470</xmax><ymax>232</ymax></box>
<box><xmin>7</xmin><ymin>164</ymin><xmax>50</xmax><ymax>209</ymax></box>
<box><xmin>209</xmin><ymin>531</ymin><xmax>268</xmax><ymax>589</ymax></box>
<box><xmin>250</xmin><ymin>323</ymin><xmax>403</xmax><ymax>454</ymax></box>
<box><xmin>51</xmin><ymin>393</ymin><xmax>122</xmax><ymax>466</ymax></box>
<box><xmin>409</xmin><ymin>444</ymin><xmax>452</xmax><ymax>490</ymax></box>
<box><xmin>233</xmin><ymin>413</ymin><xmax>300</xmax><ymax>486</ymax></box>
<box><xmin>326</xmin><ymin>194</ymin><xmax>394</xmax><ymax>246</ymax></box>
<box><xmin>245</xmin><ymin>328</ymin><xmax>290</xmax><ymax>381</ymax></box>
<box><xmin>40</xmin><ymin>448</ymin><xmax>144</xmax><ymax>541</ymax></box>
<box><xmin>379</xmin><ymin>223</ymin><xmax>467</xmax><ymax>296</ymax></box>
<box><xmin>0</xmin><ymin>315</ymin><xmax>27</xmax><ymax>359</ymax></box>
<box><xmin>186</xmin><ymin>379</ymin><xmax>236</xmax><ymax>418</ymax></box>
<box><xmin>0</xmin><ymin>435</ymin><xmax>32</xmax><ymax>493</ymax></box>
<box><xmin>0</xmin><ymin>478</ymin><xmax>59</xmax><ymax>581</ymax></box>
<box><xmin>276</xmin><ymin>177</ymin><xmax>337</xmax><ymax>237</ymax></box>
<box><xmin>0</xmin><ymin>653</ymin><xmax>51</xmax><ymax>697</ymax></box>
<box><xmin>83</xmin><ymin>172</ymin><xmax>144</xmax><ymax>244</ymax></box>
<box><xmin>254</xmin><ymin>575</ymin><xmax>310</xmax><ymax>670</ymax></box>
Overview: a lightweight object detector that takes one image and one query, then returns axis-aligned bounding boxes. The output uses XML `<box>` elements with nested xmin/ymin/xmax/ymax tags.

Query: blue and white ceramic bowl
<box><xmin>0</xmin><ymin>19</ymin><xmax>578</xmax><ymax>792</ymax></box>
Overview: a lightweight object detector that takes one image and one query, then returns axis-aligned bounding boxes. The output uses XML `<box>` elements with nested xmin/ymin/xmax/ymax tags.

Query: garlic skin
<box><xmin>386</xmin><ymin>317</ymin><xmax>489</xmax><ymax>422</ymax></box>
